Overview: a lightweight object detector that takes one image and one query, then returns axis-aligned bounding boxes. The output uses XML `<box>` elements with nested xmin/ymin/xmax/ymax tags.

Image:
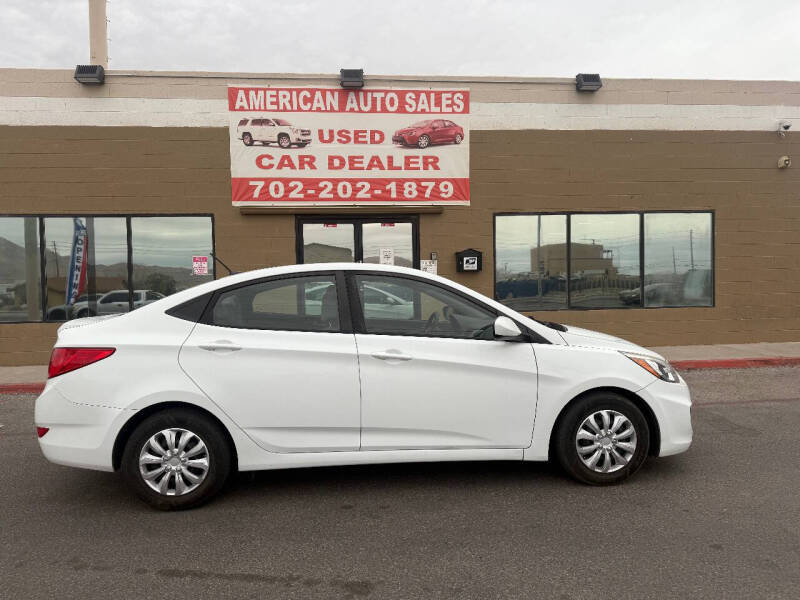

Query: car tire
<box><xmin>554</xmin><ymin>391</ymin><xmax>649</xmax><ymax>485</ymax></box>
<box><xmin>454</xmin><ymin>133</ymin><xmax>463</xmax><ymax>144</ymax></box>
<box><xmin>120</xmin><ymin>408</ymin><xmax>232</xmax><ymax>510</ymax></box>
<box><xmin>76</xmin><ymin>309</ymin><xmax>93</xmax><ymax>318</ymax></box>
<box><xmin>278</xmin><ymin>134</ymin><xmax>291</xmax><ymax>149</ymax></box>
<box><xmin>296</xmin><ymin>143</ymin><xmax>308</xmax><ymax>148</ymax></box>
<box><xmin>242</xmin><ymin>133</ymin><xmax>253</xmax><ymax>146</ymax></box>
<box><xmin>417</xmin><ymin>134</ymin><xmax>430</xmax><ymax>149</ymax></box>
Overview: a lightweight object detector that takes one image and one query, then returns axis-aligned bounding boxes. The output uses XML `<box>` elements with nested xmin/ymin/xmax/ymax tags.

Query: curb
<box><xmin>671</xmin><ymin>357</ymin><xmax>800</xmax><ymax>371</ymax></box>
<box><xmin>0</xmin><ymin>357</ymin><xmax>799</xmax><ymax>394</ymax></box>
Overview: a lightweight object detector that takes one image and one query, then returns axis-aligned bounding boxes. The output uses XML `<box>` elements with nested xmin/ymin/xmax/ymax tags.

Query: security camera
<box><xmin>778</xmin><ymin>155</ymin><xmax>791</xmax><ymax>169</ymax></box>
<box><xmin>778</xmin><ymin>121</ymin><xmax>792</xmax><ymax>137</ymax></box>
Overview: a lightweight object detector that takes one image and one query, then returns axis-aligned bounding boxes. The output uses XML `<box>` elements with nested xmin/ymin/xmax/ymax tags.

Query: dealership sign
<box><xmin>227</xmin><ymin>86</ymin><xmax>469</xmax><ymax>206</ymax></box>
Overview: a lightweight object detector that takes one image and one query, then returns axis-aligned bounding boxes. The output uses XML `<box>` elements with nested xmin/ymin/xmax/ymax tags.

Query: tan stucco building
<box><xmin>1</xmin><ymin>68</ymin><xmax>799</xmax><ymax>365</ymax></box>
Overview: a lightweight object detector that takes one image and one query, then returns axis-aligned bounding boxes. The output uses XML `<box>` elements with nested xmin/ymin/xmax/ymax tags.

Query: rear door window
<box><xmin>210</xmin><ymin>275</ymin><xmax>340</xmax><ymax>332</ymax></box>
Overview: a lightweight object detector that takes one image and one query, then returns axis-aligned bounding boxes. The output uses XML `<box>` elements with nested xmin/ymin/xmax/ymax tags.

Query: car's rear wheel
<box><xmin>121</xmin><ymin>408</ymin><xmax>232</xmax><ymax>510</ymax></box>
<box><xmin>454</xmin><ymin>133</ymin><xmax>463</xmax><ymax>144</ymax></box>
<box><xmin>242</xmin><ymin>133</ymin><xmax>253</xmax><ymax>146</ymax></box>
<box><xmin>278</xmin><ymin>134</ymin><xmax>291</xmax><ymax>148</ymax></box>
<box><xmin>554</xmin><ymin>391</ymin><xmax>649</xmax><ymax>485</ymax></box>
<box><xmin>417</xmin><ymin>134</ymin><xmax>430</xmax><ymax>149</ymax></box>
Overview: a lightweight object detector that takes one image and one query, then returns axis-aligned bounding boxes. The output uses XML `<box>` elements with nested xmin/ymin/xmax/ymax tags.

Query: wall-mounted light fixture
<box><xmin>340</xmin><ymin>69</ymin><xmax>364</xmax><ymax>89</ymax></box>
<box><xmin>575</xmin><ymin>73</ymin><xmax>602</xmax><ymax>92</ymax></box>
<box><xmin>74</xmin><ymin>64</ymin><xmax>105</xmax><ymax>84</ymax></box>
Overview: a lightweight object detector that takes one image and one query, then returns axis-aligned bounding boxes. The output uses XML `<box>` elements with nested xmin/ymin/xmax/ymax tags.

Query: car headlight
<box><xmin>621</xmin><ymin>352</ymin><xmax>680</xmax><ymax>383</ymax></box>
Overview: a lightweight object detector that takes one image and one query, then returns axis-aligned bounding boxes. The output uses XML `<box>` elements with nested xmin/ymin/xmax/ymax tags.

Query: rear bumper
<box><xmin>637</xmin><ymin>376</ymin><xmax>693</xmax><ymax>457</ymax></box>
<box><xmin>34</xmin><ymin>381</ymin><xmax>129</xmax><ymax>472</ymax></box>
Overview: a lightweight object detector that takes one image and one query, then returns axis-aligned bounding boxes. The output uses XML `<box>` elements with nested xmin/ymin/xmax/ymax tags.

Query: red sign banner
<box><xmin>228</xmin><ymin>85</ymin><xmax>469</xmax><ymax>207</ymax></box>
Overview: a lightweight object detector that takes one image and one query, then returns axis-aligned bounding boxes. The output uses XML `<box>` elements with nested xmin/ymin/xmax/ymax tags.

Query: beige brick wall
<box><xmin>1</xmin><ymin>125</ymin><xmax>798</xmax><ymax>364</ymax></box>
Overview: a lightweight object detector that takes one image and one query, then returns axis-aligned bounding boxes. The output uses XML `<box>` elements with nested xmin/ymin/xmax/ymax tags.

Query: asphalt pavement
<box><xmin>1</xmin><ymin>367</ymin><xmax>799</xmax><ymax>599</ymax></box>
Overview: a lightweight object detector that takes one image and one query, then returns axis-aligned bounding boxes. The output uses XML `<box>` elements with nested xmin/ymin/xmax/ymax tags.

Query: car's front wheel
<box><xmin>554</xmin><ymin>391</ymin><xmax>649</xmax><ymax>485</ymax></box>
<box><xmin>417</xmin><ymin>134</ymin><xmax>431</xmax><ymax>149</ymax></box>
<box><xmin>278</xmin><ymin>134</ymin><xmax>291</xmax><ymax>149</ymax></box>
<box><xmin>121</xmin><ymin>408</ymin><xmax>232</xmax><ymax>510</ymax></box>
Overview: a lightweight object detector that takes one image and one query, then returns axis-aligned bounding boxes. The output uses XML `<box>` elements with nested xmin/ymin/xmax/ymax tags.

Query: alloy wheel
<box><xmin>575</xmin><ymin>410</ymin><xmax>637</xmax><ymax>474</ymax></box>
<box><xmin>139</xmin><ymin>428</ymin><xmax>210</xmax><ymax>496</ymax></box>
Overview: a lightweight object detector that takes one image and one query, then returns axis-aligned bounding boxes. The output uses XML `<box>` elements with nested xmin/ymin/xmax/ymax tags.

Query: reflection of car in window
<box><xmin>236</xmin><ymin>117</ymin><xmax>312</xmax><ymax>149</ymax></box>
<box><xmin>392</xmin><ymin>119</ymin><xmax>464</xmax><ymax>149</ymax></box>
<box><xmin>305</xmin><ymin>282</ymin><xmax>413</xmax><ymax>319</ymax></box>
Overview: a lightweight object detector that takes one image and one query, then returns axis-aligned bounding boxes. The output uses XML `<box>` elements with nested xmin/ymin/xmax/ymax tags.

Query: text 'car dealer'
<box><xmin>35</xmin><ymin>264</ymin><xmax>691</xmax><ymax>509</ymax></box>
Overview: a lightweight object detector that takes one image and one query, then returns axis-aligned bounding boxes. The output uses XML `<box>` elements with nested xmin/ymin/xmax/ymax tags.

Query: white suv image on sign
<box><xmin>236</xmin><ymin>117</ymin><xmax>312</xmax><ymax>148</ymax></box>
<box><xmin>35</xmin><ymin>263</ymin><xmax>692</xmax><ymax>510</ymax></box>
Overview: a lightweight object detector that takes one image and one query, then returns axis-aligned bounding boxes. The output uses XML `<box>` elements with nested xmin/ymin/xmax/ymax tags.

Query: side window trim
<box><xmin>198</xmin><ymin>270</ymin><xmax>353</xmax><ymax>334</ymax></box>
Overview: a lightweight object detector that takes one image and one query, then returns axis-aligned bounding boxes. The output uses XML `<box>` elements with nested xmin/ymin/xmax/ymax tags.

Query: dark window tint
<box><xmin>101</xmin><ymin>292</ymin><xmax>128</xmax><ymax>303</ymax></box>
<box><xmin>211</xmin><ymin>275</ymin><xmax>339</xmax><ymax>332</ymax></box>
<box><xmin>354</xmin><ymin>275</ymin><xmax>496</xmax><ymax>339</ymax></box>
<box><xmin>238</xmin><ymin>119</ymin><xmax>248</xmax><ymax>126</ymax></box>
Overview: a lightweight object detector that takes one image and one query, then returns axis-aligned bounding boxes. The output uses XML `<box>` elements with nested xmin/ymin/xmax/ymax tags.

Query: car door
<box><xmin>179</xmin><ymin>272</ymin><xmax>361</xmax><ymax>453</ymax></box>
<box><xmin>350</xmin><ymin>273</ymin><xmax>538</xmax><ymax>450</ymax></box>
<box><xmin>98</xmin><ymin>291</ymin><xmax>129</xmax><ymax>314</ymax></box>
<box><xmin>262</xmin><ymin>118</ymin><xmax>277</xmax><ymax>143</ymax></box>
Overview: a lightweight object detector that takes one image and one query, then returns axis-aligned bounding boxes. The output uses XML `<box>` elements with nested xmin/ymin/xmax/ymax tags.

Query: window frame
<box><xmin>199</xmin><ymin>270</ymin><xmax>352</xmax><ymax>334</ymax></box>
<box><xmin>296</xmin><ymin>215</ymin><xmax>420</xmax><ymax>269</ymax></box>
<box><xmin>0</xmin><ymin>213</ymin><xmax>215</xmax><ymax>323</ymax></box>
<box><xmin>493</xmin><ymin>210</ymin><xmax>715</xmax><ymax>311</ymax></box>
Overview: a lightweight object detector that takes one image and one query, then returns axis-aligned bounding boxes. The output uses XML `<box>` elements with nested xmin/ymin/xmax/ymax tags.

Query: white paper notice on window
<box><xmin>192</xmin><ymin>255</ymin><xmax>209</xmax><ymax>276</ymax></box>
<box><xmin>420</xmin><ymin>260</ymin><xmax>437</xmax><ymax>275</ymax></box>
<box><xmin>379</xmin><ymin>248</ymin><xmax>394</xmax><ymax>265</ymax></box>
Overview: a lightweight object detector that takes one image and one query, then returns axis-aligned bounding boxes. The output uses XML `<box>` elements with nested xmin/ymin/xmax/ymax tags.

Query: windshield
<box><xmin>274</xmin><ymin>118</ymin><xmax>292</xmax><ymax>126</ymax></box>
<box><xmin>408</xmin><ymin>120</ymin><xmax>432</xmax><ymax>128</ymax></box>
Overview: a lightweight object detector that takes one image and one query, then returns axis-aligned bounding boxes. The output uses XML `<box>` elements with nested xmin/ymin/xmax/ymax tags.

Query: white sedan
<box><xmin>35</xmin><ymin>263</ymin><xmax>692</xmax><ymax>510</ymax></box>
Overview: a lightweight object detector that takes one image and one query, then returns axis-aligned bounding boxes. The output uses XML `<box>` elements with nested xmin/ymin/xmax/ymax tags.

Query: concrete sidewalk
<box><xmin>2</xmin><ymin>341</ymin><xmax>800</xmax><ymax>394</ymax></box>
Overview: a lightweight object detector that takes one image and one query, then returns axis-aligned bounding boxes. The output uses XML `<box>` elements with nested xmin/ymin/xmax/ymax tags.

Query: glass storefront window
<box><xmin>494</xmin><ymin>212</ymin><xmax>712</xmax><ymax>311</ymax></box>
<box><xmin>0</xmin><ymin>217</ymin><xmax>41</xmax><ymax>322</ymax></box>
<box><xmin>644</xmin><ymin>213</ymin><xmax>713</xmax><ymax>307</ymax></box>
<box><xmin>570</xmin><ymin>213</ymin><xmax>641</xmax><ymax>309</ymax></box>
<box><xmin>495</xmin><ymin>214</ymin><xmax>567</xmax><ymax>310</ymax></box>
<box><xmin>301</xmin><ymin>223</ymin><xmax>355</xmax><ymax>262</ymax></box>
<box><xmin>131</xmin><ymin>217</ymin><xmax>214</xmax><ymax>301</ymax></box>
<box><xmin>362</xmin><ymin>222</ymin><xmax>414</xmax><ymax>267</ymax></box>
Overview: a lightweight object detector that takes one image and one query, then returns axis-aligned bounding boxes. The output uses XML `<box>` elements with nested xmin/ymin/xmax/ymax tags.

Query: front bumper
<box><xmin>637</xmin><ymin>375</ymin><xmax>693</xmax><ymax>456</ymax></box>
<box><xmin>392</xmin><ymin>134</ymin><xmax>417</xmax><ymax>145</ymax></box>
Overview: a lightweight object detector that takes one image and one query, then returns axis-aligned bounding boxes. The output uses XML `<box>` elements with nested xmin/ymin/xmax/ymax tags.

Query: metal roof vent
<box><xmin>74</xmin><ymin>64</ymin><xmax>105</xmax><ymax>84</ymax></box>
<box><xmin>575</xmin><ymin>73</ymin><xmax>602</xmax><ymax>92</ymax></box>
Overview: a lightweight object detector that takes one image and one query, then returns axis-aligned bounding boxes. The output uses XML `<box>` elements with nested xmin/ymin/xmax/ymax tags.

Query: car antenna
<box><xmin>210</xmin><ymin>252</ymin><xmax>237</xmax><ymax>276</ymax></box>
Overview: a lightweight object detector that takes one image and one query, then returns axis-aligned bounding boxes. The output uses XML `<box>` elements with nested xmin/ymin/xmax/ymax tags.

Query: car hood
<box><xmin>558</xmin><ymin>325</ymin><xmax>664</xmax><ymax>360</ymax></box>
<box><xmin>395</xmin><ymin>128</ymin><xmax>418</xmax><ymax>134</ymax></box>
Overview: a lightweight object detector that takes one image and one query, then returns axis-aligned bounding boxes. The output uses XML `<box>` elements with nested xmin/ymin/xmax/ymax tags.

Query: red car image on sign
<box><xmin>392</xmin><ymin>119</ymin><xmax>464</xmax><ymax>149</ymax></box>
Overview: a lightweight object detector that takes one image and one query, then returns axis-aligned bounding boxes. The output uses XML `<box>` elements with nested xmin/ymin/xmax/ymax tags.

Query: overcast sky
<box><xmin>2</xmin><ymin>1</ymin><xmax>798</xmax><ymax>80</ymax></box>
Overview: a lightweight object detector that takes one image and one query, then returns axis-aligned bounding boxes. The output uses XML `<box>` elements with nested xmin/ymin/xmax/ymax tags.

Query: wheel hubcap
<box><xmin>575</xmin><ymin>410</ymin><xmax>637</xmax><ymax>474</ymax></box>
<box><xmin>139</xmin><ymin>428</ymin><xmax>210</xmax><ymax>496</ymax></box>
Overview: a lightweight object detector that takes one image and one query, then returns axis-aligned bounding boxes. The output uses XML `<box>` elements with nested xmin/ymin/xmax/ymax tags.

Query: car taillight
<box><xmin>48</xmin><ymin>347</ymin><xmax>115</xmax><ymax>378</ymax></box>
<box><xmin>36</xmin><ymin>427</ymin><xmax>50</xmax><ymax>438</ymax></box>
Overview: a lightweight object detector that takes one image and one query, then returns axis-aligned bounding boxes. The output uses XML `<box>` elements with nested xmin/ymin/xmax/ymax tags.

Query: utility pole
<box><xmin>52</xmin><ymin>241</ymin><xmax>59</xmax><ymax>277</ymax></box>
<box><xmin>537</xmin><ymin>215</ymin><xmax>542</xmax><ymax>298</ymax></box>
<box><xmin>689</xmin><ymin>229</ymin><xmax>695</xmax><ymax>271</ymax></box>
<box><xmin>88</xmin><ymin>0</ymin><xmax>109</xmax><ymax>68</ymax></box>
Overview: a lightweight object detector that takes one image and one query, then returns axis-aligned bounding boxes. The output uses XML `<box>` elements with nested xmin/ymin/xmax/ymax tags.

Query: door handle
<box><xmin>199</xmin><ymin>340</ymin><xmax>242</xmax><ymax>352</ymax></box>
<box><xmin>371</xmin><ymin>350</ymin><xmax>412</xmax><ymax>361</ymax></box>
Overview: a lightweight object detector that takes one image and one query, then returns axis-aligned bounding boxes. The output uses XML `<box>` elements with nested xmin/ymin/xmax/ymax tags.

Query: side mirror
<box><xmin>493</xmin><ymin>316</ymin><xmax>522</xmax><ymax>339</ymax></box>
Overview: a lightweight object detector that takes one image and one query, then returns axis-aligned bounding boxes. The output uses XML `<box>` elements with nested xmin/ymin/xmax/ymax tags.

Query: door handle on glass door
<box><xmin>371</xmin><ymin>350</ymin><xmax>412</xmax><ymax>361</ymax></box>
<box><xmin>199</xmin><ymin>341</ymin><xmax>242</xmax><ymax>352</ymax></box>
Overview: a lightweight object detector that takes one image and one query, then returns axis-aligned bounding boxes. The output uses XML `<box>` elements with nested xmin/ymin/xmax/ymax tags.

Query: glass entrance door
<box><xmin>297</xmin><ymin>217</ymin><xmax>419</xmax><ymax>268</ymax></box>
